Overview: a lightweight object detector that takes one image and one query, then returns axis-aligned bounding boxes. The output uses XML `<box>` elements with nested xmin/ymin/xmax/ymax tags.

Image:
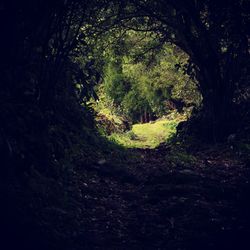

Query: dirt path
<box><xmin>60</xmin><ymin>145</ymin><xmax>250</xmax><ymax>250</ymax></box>
<box><xmin>6</xmin><ymin>144</ymin><xmax>250</xmax><ymax>250</ymax></box>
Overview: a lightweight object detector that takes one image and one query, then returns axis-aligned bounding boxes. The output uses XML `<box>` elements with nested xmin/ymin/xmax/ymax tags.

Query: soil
<box><xmin>3</xmin><ymin>144</ymin><xmax>250</xmax><ymax>250</ymax></box>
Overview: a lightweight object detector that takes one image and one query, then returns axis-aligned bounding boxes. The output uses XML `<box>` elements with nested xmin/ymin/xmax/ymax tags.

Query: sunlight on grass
<box><xmin>108</xmin><ymin>117</ymin><xmax>183</xmax><ymax>148</ymax></box>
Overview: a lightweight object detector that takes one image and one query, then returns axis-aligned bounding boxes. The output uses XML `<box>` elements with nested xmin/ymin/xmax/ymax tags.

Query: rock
<box><xmin>97</xmin><ymin>159</ymin><xmax>107</xmax><ymax>165</ymax></box>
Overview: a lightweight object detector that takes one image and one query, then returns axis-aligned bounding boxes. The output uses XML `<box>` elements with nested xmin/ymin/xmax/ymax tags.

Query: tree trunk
<box><xmin>197</xmin><ymin>67</ymin><xmax>236</xmax><ymax>142</ymax></box>
<box><xmin>144</xmin><ymin>109</ymin><xmax>148</xmax><ymax>123</ymax></box>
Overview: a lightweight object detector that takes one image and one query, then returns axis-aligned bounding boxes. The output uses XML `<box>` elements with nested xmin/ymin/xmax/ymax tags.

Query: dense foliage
<box><xmin>1</xmin><ymin>1</ymin><xmax>249</xmax><ymax>249</ymax></box>
<box><xmin>97</xmin><ymin>31</ymin><xmax>201</xmax><ymax>124</ymax></box>
<box><xmin>122</xmin><ymin>0</ymin><xmax>249</xmax><ymax>141</ymax></box>
<box><xmin>1</xmin><ymin>0</ymin><xmax>249</xmax><ymax>174</ymax></box>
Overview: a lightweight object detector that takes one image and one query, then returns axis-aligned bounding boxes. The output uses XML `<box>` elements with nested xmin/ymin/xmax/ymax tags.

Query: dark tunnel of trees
<box><xmin>1</xmin><ymin>0</ymin><xmax>249</xmax><ymax>151</ymax></box>
<box><xmin>0</xmin><ymin>0</ymin><xmax>249</xmax><ymax>249</ymax></box>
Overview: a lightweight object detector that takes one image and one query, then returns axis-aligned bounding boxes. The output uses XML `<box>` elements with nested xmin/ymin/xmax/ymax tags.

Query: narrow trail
<box><xmin>7</xmin><ymin>144</ymin><xmax>250</xmax><ymax>250</ymax></box>
<box><xmin>57</xmin><ymin>145</ymin><xmax>250</xmax><ymax>249</ymax></box>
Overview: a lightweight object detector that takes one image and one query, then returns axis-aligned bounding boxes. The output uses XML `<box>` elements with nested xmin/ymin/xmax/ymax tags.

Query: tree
<box><xmin>94</xmin><ymin>30</ymin><xmax>200</xmax><ymax>123</ymax></box>
<box><xmin>0</xmin><ymin>0</ymin><xmax>109</xmax><ymax>171</ymax></box>
<box><xmin>111</xmin><ymin>0</ymin><xmax>249</xmax><ymax>141</ymax></box>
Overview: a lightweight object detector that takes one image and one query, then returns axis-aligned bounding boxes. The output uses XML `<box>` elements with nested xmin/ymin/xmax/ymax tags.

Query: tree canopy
<box><xmin>93</xmin><ymin>31</ymin><xmax>201</xmax><ymax>124</ymax></box>
<box><xmin>1</xmin><ymin>0</ymin><xmax>249</xmax><ymax>172</ymax></box>
<box><xmin>1</xmin><ymin>1</ymin><xmax>250</xmax><ymax>249</ymax></box>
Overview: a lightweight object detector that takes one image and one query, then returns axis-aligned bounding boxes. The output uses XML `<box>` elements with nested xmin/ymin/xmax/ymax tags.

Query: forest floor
<box><xmin>6</xmin><ymin>141</ymin><xmax>250</xmax><ymax>250</ymax></box>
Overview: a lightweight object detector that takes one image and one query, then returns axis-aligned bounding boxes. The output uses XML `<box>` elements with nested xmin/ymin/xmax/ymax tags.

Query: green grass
<box><xmin>108</xmin><ymin>118</ymin><xmax>181</xmax><ymax>148</ymax></box>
